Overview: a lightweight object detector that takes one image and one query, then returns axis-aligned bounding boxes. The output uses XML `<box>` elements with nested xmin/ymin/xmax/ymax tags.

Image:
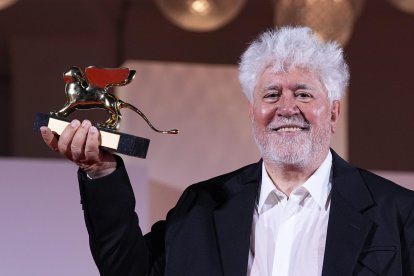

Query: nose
<box><xmin>276</xmin><ymin>94</ymin><xmax>299</xmax><ymax>117</ymax></box>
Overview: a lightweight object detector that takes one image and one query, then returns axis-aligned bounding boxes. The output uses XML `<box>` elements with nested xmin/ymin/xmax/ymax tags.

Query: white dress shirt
<box><xmin>248</xmin><ymin>152</ymin><xmax>333</xmax><ymax>276</ymax></box>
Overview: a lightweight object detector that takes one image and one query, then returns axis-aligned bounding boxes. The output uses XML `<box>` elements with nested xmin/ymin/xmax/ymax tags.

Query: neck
<box><xmin>263</xmin><ymin>149</ymin><xmax>329</xmax><ymax>196</ymax></box>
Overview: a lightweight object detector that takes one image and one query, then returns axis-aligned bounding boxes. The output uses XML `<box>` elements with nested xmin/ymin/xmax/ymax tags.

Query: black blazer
<box><xmin>78</xmin><ymin>151</ymin><xmax>414</xmax><ymax>276</ymax></box>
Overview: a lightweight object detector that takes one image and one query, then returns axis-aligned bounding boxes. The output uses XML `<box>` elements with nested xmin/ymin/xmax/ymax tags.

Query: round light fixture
<box><xmin>274</xmin><ymin>0</ymin><xmax>366</xmax><ymax>46</ymax></box>
<box><xmin>0</xmin><ymin>0</ymin><xmax>17</xmax><ymax>10</ymax></box>
<box><xmin>388</xmin><ymin>0</ymin><xmax>414</xmax><ymax>14</ymax></box>
<box><xmin>154</xmin><ymin>0</ymin><xmax>247</xmax><ymax>32</ymax></box>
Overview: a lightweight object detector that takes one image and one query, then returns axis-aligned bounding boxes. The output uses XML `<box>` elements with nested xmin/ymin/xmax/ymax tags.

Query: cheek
<box><xmin>252</xmin><ymin>104</ymin><xmax>275</xmax><ymax>126</ymax></box>
<box><xmin>304</xmin><ymin>103</ymin><xmax>331</xmax><ymax>124</ymax></box>
<box><xmin>311</xmin><ymin>105</ymin><xmax>328</xmax><ymax>118</ymax></box>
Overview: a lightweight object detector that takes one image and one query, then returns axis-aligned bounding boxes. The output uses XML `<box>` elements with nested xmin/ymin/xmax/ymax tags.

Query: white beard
<box><xmin>252</xmin><ymin>116</ymin><xmax>332</xmax><ymax>168</ymax></box>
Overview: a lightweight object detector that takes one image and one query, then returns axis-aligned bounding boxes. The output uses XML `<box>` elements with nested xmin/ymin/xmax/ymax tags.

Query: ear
<box><xmin>248</xmin><ymin>101</ymin><xmax>254</xmax><ymax>123</ymax></box>
<box><xmin>330</xmin><ymin>100</ymin><xmax>340</xmax><ymax>133</ymax></box>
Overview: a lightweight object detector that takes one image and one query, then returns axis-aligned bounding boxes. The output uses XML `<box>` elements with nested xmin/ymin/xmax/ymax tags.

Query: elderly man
<box><xmin>41</xmin><ymin>27</ymin><xmax>414</xmax><ymax>276</ymax></box>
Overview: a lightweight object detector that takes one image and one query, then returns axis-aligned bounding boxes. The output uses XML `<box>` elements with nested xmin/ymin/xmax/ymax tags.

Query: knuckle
<box><xmin>84</xmin><ymin>147</ymin><xmax>101</xmax><ymax>162</ymax></box>
<box><xmin>57</xmin><ymin>142</ymin><xmax>68</xmax><ymax>154</ymax></box>
<box><xmin>84</xmin><ymin>147</ymin><xmax>97</xmax><ymax>158</ymax></box>
<box><xmin>70</xmin><ymin>145</ymin><xmax>81</xmax><ymax>157</ymax></box>
<box><xmin>40</xmin><ymin>131</ymin><xmax>50</xmax><ymax>141</ymax></box>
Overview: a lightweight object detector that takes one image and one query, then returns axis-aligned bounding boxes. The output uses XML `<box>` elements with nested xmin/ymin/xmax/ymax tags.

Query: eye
<box><xmin>295</xmin><ymin>91</ymin><xmax>313</xmax><ymax>102</ymax></box>
<box><xmin>263</xmin><ymin>90</ymin><xmax>280</xmax><ymax>102</ymax></box>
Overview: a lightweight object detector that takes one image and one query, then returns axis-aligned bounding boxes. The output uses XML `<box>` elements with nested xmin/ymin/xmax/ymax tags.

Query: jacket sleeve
<box><xmin>402</xmin><ymin>199</ymin><xmax>414</xmax><ymax>275</ymax></box>
<box><xmin>78</xmin><ymin>156</ymin><xmax>165</xmax><ymax>276</ymax></box>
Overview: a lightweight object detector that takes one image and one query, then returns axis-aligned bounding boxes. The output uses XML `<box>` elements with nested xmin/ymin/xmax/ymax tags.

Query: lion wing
<box><xmin>85</xmin><ymin>66</ymin><xmax>132</xmax><ymax>89</ymax></box>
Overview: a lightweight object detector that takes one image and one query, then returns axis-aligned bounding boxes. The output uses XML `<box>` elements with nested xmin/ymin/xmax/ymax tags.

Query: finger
<box><xmin>40</xmin><ymin>126</ymin><xmax>59</xmax><ymax>152</ymax></box>
<box><xmin>58</xmin><ymin>119</ymin><xmax>80</xmax><ymax>160</ymax></box>
<box><xmin>71</xmin><ymin>120</ymin><xmax>91</xmax><ymax>162</ymax></box>
<box><xmin>84</xmin><ymin>126</ymin><xmax>101</xmax><ymax>163</ymax></box>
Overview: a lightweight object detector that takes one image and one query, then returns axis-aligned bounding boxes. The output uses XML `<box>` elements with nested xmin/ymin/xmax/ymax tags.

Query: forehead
<box><xmin>253</xmin><ymin>66</ymin><xmax>329</xmax><ymax>97</ymax></box>
<box><xmin>257</xmin><ymin>66</ymin><xmax>324</xmax><ymax>87</ymax></box>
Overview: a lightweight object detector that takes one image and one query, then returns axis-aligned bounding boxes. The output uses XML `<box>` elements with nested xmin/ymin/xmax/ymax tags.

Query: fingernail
<box><xmin>40</xmin><ymin>126</ymin><xmax>47</xmax><ymax>134</ymax></box>
<box><xmin>71</xmin><ymin>120</ymin><xmax>80</xmax><ymax>128</ymax></box>
<box><xmin>82</xmin><ymin>120</ymin><xmax>91</xmax><ymax>127</ymax></box>
<box><xmin>89</xmin><ymin>126</ymin><xmax>98</xmax><ymax>134</ymax></box>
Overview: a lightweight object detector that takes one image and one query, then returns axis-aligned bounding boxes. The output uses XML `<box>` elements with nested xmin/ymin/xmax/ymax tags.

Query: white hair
<box><xmin>238</xmin><ymin>26</ymin><xmax>350</xmax><ymax>102</ymax></box>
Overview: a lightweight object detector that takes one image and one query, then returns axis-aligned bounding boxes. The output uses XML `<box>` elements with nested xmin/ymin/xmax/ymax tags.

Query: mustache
<box><xmin>267</xmin><ymin>115</ymin><xmax>310</xmax><ymax>130</ymax></box>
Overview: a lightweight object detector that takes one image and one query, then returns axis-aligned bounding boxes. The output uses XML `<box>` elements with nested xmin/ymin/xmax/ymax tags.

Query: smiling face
<box><xmin>250</xmin><ymin>66</ymin><xmax>340</xmax><ymax>168</ymax></box>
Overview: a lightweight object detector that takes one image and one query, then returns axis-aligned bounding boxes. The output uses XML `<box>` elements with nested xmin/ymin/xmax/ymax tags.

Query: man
<box><xmin>41</xmin><ymin>27</ymin><xmax>414</xmax><ymax>275</ymax></box>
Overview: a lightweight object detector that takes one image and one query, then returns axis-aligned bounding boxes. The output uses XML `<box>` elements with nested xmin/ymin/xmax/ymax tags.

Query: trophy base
<box><xmin>34</xmin><ymin>112</ymin><xmax>149</xmax><ymax>158</ymax></box>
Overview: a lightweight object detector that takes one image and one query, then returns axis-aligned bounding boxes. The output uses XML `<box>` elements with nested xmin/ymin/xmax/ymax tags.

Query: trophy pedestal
<box><xmin>34</xmin><ymin>113</ymin><xmax>149</xmax><ymax>158</ymax></box>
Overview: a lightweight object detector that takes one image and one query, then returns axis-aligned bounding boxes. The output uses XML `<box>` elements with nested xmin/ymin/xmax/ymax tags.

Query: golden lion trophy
<box><xmin>34</xmin><ymin>66</ymin><xmax>178</xmax><ymax>158</ymax></box>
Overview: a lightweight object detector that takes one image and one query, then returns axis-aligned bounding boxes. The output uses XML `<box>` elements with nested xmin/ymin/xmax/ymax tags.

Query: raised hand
<box><xmin>40</xmin><ymin>119</ymin><xmax>117</xmax><ymax>178</ymax></box>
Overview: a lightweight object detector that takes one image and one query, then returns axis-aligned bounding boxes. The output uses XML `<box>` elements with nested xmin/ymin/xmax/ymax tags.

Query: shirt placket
<box><xmin>272</xmin><ymin>191</ymin><xmax>307</xmax><ymax>276</ymax></box>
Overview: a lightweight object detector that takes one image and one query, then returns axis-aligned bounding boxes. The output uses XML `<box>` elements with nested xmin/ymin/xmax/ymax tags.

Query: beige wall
<box><xmin>116</xmin><ymin>61</ymin><xmax>348</xmax><ymax>192</ymax></box>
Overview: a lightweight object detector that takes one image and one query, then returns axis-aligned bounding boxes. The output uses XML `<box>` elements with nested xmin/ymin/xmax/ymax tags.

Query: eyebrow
<box><xmin>263</xmin><ymin>84</ymin><xmax>281</xmax><ymax>92</ymax></box>
<box><xmin>263</xmin><ymin>83</ymin><xmax>312</xmax><ymax>92</ymax></box>
<box><xmin>293</xmin><ymin>84</ymin><xmax>312</xmax><ymax>90</ymax></box>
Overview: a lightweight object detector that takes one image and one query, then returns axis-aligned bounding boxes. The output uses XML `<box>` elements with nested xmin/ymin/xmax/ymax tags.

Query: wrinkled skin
<box><xmin>250</xmin><ymin>66</ymin><xmax>340</xmax><ymax>192</ymax></box>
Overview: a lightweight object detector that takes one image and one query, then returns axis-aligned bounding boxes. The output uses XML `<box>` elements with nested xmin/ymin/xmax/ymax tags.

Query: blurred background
<box><xmin>1</xmin><ymin>0</ymin><xmax>413</xmax><ymax>275</ymax></box>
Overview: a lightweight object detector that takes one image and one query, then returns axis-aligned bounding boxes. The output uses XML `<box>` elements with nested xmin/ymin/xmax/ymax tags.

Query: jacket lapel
<box><xmin>213</xmin><ymin>162</ymin><xmax>261</xmax><ymax>276</ymax></box>
<box><xmin>211</xmin><ymin>152</ymin><xmax>376</xmax><ymax>275</ymax></box>
<box><xmin>322</xmin><ymin>151</ymin><xmax>375</xmax><ymax>276</ymax></box>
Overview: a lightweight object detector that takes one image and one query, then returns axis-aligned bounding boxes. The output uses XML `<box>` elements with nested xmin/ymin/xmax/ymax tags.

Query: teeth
<box><xmin>277</xmin><ymin>127</ymin><xmax>302</xmax><ymax>132</ymax></box>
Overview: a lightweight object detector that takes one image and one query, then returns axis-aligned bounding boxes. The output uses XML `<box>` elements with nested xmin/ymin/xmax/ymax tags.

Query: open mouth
<box><xmin>273</xmin><ymin>125</ymin><xmax>310</xmax><ymax>132</ymax></box>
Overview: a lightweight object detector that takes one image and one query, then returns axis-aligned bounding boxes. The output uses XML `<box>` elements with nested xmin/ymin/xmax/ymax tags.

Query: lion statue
<box><xmin>51</xmin><ymin>66</ymin><xmax>178</xmax><ymax>134</ymax></box>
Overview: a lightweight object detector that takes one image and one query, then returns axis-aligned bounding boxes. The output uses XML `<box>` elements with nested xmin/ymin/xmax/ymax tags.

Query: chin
<box><xmin>264</xmin><ymin>146</ymin><xmax>312</xmax><ymax>168</ymax></box>
<box><xmin>253</xmin><ymin>123</ymin><xmax>332</xmax><ymax>168</ymax></box>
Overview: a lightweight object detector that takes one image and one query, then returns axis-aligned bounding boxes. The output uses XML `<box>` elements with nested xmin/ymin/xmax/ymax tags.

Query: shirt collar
<box><xmin>258</xmin><ymin>151</ymin><xmax>333</xmax><ymax>212</ymax></box>
<box><xmin>257</xmin><ymin>164</ymin><xmax>278</xmax><ymax>213</ymax></box>
<box><xmin>301</xmin><ymin>151</ymin><xmax>332</xmax><ymax>209</ymax></box>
